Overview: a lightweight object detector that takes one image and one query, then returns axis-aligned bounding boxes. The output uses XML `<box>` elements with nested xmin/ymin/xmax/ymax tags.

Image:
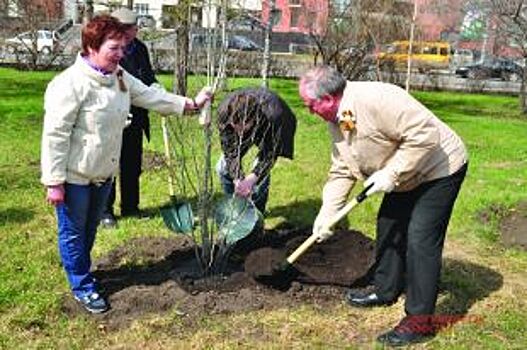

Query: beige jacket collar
<box><xmin>75</xmin><ymin>53</ymin><xmax>118</xmax><ymax>87</ymax></box>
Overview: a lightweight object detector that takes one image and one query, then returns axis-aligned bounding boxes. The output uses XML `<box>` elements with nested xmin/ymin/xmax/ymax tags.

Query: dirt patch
<box><xmin>500</xmin><ymin>201</ymin><xmax>527</xmax><ymax>250</ymax></box>
<box><xmin>477</xmin><ymin>203</ymin><xmax>507</xmax><ymax>225</ymax></box>
<box><xmin>61</xmin><ymin>228</ymin><xmax>375</xmax><ymax>330</ymax></box>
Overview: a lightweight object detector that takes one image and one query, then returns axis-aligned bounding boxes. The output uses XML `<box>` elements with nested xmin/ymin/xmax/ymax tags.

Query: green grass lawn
<box><xmin>1</xmin><ymin>67</ymin><xmax>526</xmax><ymax>349</ymax></box>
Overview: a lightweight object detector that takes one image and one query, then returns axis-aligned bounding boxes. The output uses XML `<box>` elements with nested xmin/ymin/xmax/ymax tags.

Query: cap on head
<box><xmin>111</xmin><ymin>8</ymin><xmax>138</xmax><ymax>25</ymax></box>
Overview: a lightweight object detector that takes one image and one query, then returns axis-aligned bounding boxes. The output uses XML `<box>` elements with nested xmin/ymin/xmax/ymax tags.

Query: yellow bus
<box><xmin>378</xmin><ymin>41</ymin><xmax>451</xmax><ymax>71</ymax></box>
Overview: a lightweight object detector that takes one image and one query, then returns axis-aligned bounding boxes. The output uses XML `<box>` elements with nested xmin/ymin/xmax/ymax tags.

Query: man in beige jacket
<box><xmin>299</xmin><ymin>65</ymin><xmax>468</xmax><ymax>346</ymax></box>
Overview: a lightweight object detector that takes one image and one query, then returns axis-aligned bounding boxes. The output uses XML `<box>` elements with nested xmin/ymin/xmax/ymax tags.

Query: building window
<box><xmin>290</xmin><ymin>7</ymin><xmax>302</xmax><ymax>28</ymax></box>
<box><xmin>289</xmin><ymin>1</ymin><xmax>302</xmax><ymax>28</ymax></box>
<box><xmin>134</xmin><ymin>3</ymin><xmax>149</xmax><ymax>15</ymax></box>
<box><xmin>162</xmin><ymin>5</ymin><xmax>178</xmax><ymax>28</ymax></box>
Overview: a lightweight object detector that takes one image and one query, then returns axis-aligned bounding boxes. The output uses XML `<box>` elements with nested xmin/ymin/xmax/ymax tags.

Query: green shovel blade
<box><xmin>160</xmin><ymin>202</ymin><xmax>194</xmax><ymax>234</ymax></box>
<box><xmin>215</xmin><ymin>196</ymin><xmax>263</xmax><ymax>246</ymax></box>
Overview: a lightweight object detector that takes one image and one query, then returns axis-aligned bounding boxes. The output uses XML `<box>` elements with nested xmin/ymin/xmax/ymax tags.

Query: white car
<box><xmin>5</xmin><ymin>30</ymin><xmax>57</xmax><ymax>54</ymax></box>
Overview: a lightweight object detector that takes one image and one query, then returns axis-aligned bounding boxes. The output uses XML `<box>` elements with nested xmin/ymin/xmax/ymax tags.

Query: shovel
<box><xmin>159</xmin><ymin>116</ymin><xmax>194</xmax><ymax>234</ymax></box>
<box><xmin>215</xmin><ymin>195</ymin><xmax>263</xmax><ymax>246</ymax></box>
<box><xmin>248</xmin><ymin>183</ymin><xmax>373</xmax><ymax>289</ymax></box>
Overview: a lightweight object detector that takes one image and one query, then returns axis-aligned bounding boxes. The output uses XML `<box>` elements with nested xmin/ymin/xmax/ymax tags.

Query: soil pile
<box><xmin>61</xmin><ymin>228</ymin><xmax>375</xmax><ymax>329</ymax></box>
<box><xmin>500</xmin><ymin>201</ymin><xmax>527</xmax><ymax>250</ymax></box>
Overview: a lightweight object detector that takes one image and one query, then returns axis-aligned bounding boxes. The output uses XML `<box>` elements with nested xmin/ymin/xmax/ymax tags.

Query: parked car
<box><xmin>455</xmin><ymin>57</ymin><xmax>522</xmax><ymax>82</ymax></box>
<box><xmin>229</xmin><ymin>35</ymin><xmax>262</xmax><ymax>51</ymax></box>
<box><xmin>189</xmin><ymin>33</ymin><xmax>262</xmax><ymax>52</ymax></box>
<box><xmin>451</xmin><ymin>48</ymin><xmax>474</xmax><ymax>68</ymax></box>
<box><xmin>5</xmin><ymin>30</ymin><xmax>57</xmax><ymax>54</ymax></box>
<box><xmin>377</xmin><ymin>40</ymin><xmax>452</xmax><ymax>71</ymax></box>
<box><xmin>227</xmin><ymin>16</ymin><xmax>265</xmax><ymax>31</ymax></box>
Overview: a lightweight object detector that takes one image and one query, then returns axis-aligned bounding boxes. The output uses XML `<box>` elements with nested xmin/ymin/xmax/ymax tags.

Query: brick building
<box><xmin>261</xmin><ymin>0</ymin><xmax>328</xmax><ymax>35</ymax></box>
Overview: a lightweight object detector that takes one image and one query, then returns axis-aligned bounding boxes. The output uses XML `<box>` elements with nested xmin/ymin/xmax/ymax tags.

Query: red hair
<box><xmin>81</xmin><ymin>15</ymin><xmax>126</xmax><ymax>55</ymax></box>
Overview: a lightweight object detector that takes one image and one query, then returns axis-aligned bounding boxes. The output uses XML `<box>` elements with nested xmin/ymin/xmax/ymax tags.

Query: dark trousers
<box><xmin>373</xmin><ymin>164</ymin><xmax>467</xmax><ymax>315</ymax></box>
<box><xmin>106</xmin><ymin>125</ymin><xmax>143</xmax><ymax>215</ymax></box>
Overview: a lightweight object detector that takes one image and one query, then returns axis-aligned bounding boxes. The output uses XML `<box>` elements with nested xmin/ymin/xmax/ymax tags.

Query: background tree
<box><xmin>485</xmin><ymin>0</ymin><xmax>527</xmax><ymax>113</ymax></box>
<box><xmin>0</xmin><ymin>0</ymin><xmax>65</xmax><ymax>69</ymax></box>
<box><xmin>461</xmin><ymin>0</ymin><xmax>527</xmax><ymax>113</ymax></box>
<box><xmin>310</xmin><ymin>0</ymin><xmax>412</xmax><ymax>81</ymax></box>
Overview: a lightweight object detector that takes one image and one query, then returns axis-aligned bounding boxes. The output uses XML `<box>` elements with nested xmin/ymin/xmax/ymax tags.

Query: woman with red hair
<box><xmin>40</xmin><ymin>15</ymin><xmax>212</xmax><ymax>314</ymax></box>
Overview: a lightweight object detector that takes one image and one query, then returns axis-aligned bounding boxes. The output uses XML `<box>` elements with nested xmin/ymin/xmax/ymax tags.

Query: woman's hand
<box><xmin>46</xmin><ymin>184</ymin><xmax>65</xmax><ymax>206</ymax></box>
<box><xmin>183</xmin><ymin>86</ymin><xmax>214</xmax><ymax>113</ymax></box>
<box><xmin>194</xmin><ymin>86</ymin><xmax>213</xmax><ymax>109</ymax></box>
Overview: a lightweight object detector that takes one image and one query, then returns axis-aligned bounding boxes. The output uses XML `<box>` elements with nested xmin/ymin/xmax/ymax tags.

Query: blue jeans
<box><xmin>216</xmin><ymin>156</ymin><xmax>270</xmax><ymax>213</ymax></box>
<box><xmin>55</xmin><ymin>181</ymin><xmax>112</xmax><ymax>298</ymax></box>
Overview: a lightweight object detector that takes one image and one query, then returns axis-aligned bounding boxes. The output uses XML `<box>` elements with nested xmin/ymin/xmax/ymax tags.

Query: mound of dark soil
<box><xmin>500</xmin><ymin>201</ymin><xmax>527</xmax><ymax>250</ymax></box>
<box><xmin>61</xmin><ymin>228</ymin><xmax>375</xmax><ymax>330</ymax></box>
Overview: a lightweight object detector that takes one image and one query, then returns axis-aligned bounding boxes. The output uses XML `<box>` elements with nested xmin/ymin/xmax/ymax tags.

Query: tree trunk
<box><xmin>521</xmin><ymin>62</ymin><xmax>527</xmax><ymax>115</ymax></box>
<box><xmin>172</xmin><ymin>4</ymin><xmax>190</xmax><ymax>95</ymax></box>
<box><xmin>261</xmin><ymin>0</ymin><xmax>275</xmax><ymax>88</ymax></box>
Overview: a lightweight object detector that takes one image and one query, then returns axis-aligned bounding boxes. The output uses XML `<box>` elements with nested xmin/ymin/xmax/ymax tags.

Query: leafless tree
<box><xmin>485</xmin><ymin>0</ymin><xmax>527</xmax><ymax>113</ymax></box>
<box><xmin>162</xmin><ymin>0</ymin><xmax>249</xmax><ymax>276</ymax></box>
<box><xmin>0</xmin><ymin>0</ymin><xmax>67</xmax><ymax>69</ymax></box>
<box><xmin>310</xmin><ymin>0</ymin><xmax>412</xmax><ymax>81</ymax></box>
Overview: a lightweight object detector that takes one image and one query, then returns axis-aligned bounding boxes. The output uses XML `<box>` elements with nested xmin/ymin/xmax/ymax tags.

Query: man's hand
<box><xmin>364</xmin><ymin>169</ymin><xmax>395</xmax><ymax>196</ymax></box>
<box><xmin>312</xmin><ymin>220</ymin><xmax>334</xmax><ymax>243</ymax></box>
<box><xmin>46</xmin><ymin>184</ymin><xmax>65</xmax><ymax>206</ymax></box>
<box><xmin>234</xmin><ymin>173</ymin><xmax>258</xmax><ymax>197</ymax></box>
<box><xmin>194</xmin><ymin>86</ymin><xmax>213</xmax><ymax>109</ymax></box>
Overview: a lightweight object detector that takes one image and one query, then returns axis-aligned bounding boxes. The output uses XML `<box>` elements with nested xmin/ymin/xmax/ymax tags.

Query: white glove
<box><xmin>364</xmin><ymin>169</ymin><xmax>396</xmax><ymax>196</ymax></box>
<box><xmin>312</xmin><ymin>218</ymin><xmax>334</xmax><ymax>243</ymax></box>
<box><xmin>194</xmin><ymin>86</ymin><xmax>213</xmax><ymax>109</ymax></box>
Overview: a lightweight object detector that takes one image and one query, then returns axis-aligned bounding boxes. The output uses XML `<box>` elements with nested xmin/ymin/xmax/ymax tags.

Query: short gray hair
<box><xmin>300</xmin><ymin>65</ymin><xmax>346</xmax><ymax>100</ymax></box>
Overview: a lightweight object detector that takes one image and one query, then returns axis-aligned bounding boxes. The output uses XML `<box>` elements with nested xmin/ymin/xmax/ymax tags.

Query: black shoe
<box><xmin>377</xmin><ymin>316</ymin><xmax>435</xmax><ymax>347</ymax></box>
<box><xmin>121</xmin><ymin>208</ymin><xmax>148</xmax><ymax>218</ymax></box>
<box><xmin>100</xmin><ymin>214</ymin><xmax>117</xmax><ymax>229</ymax></box>
<box><xmin>344</xmin><ymin>289</ymin><xmax>395</xmax><ymax>307</ymax></box>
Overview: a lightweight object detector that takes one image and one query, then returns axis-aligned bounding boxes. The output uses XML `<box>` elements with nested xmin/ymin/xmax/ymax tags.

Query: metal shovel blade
<box><xmin>160</xmin><ymin>201</ymin><xmax>194</xmax><ymax>234</ymax></box>
<box><xmin>215</xmin><ymin>196</ymin><xmax>263</xmax><ymax>246</ymax></box>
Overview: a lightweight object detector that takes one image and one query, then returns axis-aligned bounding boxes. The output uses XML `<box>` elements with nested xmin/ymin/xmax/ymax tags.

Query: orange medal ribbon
<box><xmin>338</xmin><ymin>110</ymin><xmax>356</xmax><ymax>131</ymax></box>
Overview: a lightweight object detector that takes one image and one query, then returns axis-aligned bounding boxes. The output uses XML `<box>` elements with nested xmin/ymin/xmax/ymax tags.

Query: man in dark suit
<box><xmin>101</xmin><ymin>8</ymin><xmax>157</xmax><ymax>227</ymax></box>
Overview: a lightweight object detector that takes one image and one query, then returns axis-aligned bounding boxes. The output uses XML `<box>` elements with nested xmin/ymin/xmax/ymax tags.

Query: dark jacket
<box><xmin>121</xmin><ymin>38</ymin><xmax>157</xmax><ymax>140</ymax></box>
<box><xmin>217</xmin><ymin>87</ymin><xmax>296</xmax><ymax>181</ymax></box>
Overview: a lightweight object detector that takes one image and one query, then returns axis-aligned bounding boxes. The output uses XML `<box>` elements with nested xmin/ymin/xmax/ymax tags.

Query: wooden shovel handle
<box><xmin>286</xmin><ymin>183</ymin><xmax>373</xmax><ymax>264</ymax></box>
<box><xmin>161</xmin><ymin>116</ymin><xmax>175</xmax><ymax>198</ymax></box>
